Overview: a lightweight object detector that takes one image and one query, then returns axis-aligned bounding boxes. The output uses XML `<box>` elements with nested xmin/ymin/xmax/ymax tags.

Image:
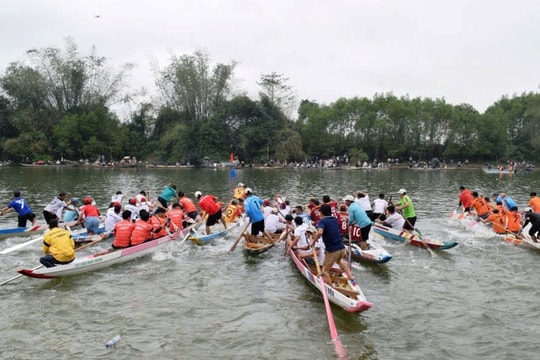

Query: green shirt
<box><xmin>399</xmin><ymin>195</ymin><xmax>416</xmax><ymax>218</ymax></box>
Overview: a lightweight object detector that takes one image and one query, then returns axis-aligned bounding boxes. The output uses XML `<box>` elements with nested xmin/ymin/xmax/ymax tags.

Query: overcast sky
<box><xmin>2</xmin><ymin>0</ymin><xmax>540</xmax><ymax>115</ymax></box>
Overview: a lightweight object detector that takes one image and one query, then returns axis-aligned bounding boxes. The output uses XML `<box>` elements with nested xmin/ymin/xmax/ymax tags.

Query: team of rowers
<box><xmin>457</xmin><ymin>187</ymin><xmax>540</xmax><ymax>242</ymax></box>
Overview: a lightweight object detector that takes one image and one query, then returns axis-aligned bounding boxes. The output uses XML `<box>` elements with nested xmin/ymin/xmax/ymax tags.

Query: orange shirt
<box><xmin>529</xmin><ymin>197</ymin><xmax>540</xmax><ymax>213</ymax></box>
<box><xmin>179</xmin><ymin>197</ymin><xmax>197</xmax><ymax>214</ymax></box>
<box><xmin>113</xmin><ymin>220</ymin><xmax>135</xmax><ymax>248</ymax></box>
<box><xmin>506</xmin><ymin>211</ymin><xmax>522</xmax><ymax>233</ymax></box>
<box><xmin>486</xmin><ymin>213</ymin><xmax>506</xmax><ymax>234</ymax></box>
<box><xmin>224</xmin><ymin>204</ymin><xmax>241</xmax><ymax>223</ymax></box>
<box><xmin>471</xmin><ymin>197</ymin><xmax>490</xmax><ymax>216</ymax></box>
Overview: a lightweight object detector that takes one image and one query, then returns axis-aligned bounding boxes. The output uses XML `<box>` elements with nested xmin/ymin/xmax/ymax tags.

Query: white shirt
<box><xmin>104</xmin><ymin>208</ymin><xmax>122</xmax><ymax>232</ymax></box>
<box><xmin>265</xmin><ymin>213</ymin><xmax>284</xmax><ymax>233</ymax></box>
<box><xmin>124</xmin><ymin>204</ymin><xmax>140</xmax><ymax>221</ymax></box>
<box><xmin>44</xmin><ymin>197</ymin><xmax>66</xmax><ymax>218</ymax></box>
<box><xmin>294</xmin><ymin>224</ymin><xmax>309</xmax><ymax>249</ymax></box>
<box><xmin>384</xmin><ymin>212</ymin><xmax>405</xmax><ymax>230</ymax></box>
<box><xmin>355</xmin><ymin>196</ymin><xmax>372</xmax><ymax>212</ymax></box>
<box><xmin>372</xmin><ymin>198</ymin><xmax>388</xmax><ymax>214</ymax></box>
<box><xmin>111</xmin><ymin>194</ymin><xmax>123</xmax><ymax>203</ymax></box>
<box><xmin>262</xmin><ymin>206</ymin><xmax>273</xmax><ymax>219</ymax></box>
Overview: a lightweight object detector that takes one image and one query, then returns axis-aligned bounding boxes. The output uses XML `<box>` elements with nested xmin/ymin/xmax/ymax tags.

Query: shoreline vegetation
<box><xmin>1</xmin><ymin>41</ymin><xmax>539</xmax><ymax>167</ymax></box>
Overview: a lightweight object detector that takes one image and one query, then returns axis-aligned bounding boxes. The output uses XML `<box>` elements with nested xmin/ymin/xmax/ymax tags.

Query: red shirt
<box><xmin>198</xmin><ymin>195</ymin><xmax>220</xmax><ymax>215</ymax></box>
<box><xmin>459</xmin><ymin>189</ymin><xmax>473</xmax><ymax>208</ymax></box>
<box><xmin>81</xmin><ymin>204</ymin><xmax>100</xmax><ymax>217</ymax></box>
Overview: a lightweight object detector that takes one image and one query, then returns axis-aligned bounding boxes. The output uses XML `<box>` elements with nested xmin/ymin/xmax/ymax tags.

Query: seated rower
<box><xmin>482</xmin><ymin>209</ymin><xmax>507</xmax><ymax>234</ymax></box>
<box><xmin>150</xmin><ymin>207</ymin><xmax>169</xmax><ymax>238</ymax></box>
<box><xmin>40</xmin><ymin>219</ymin><xmax>75</xmax><ymax>268</ymax></box>
<box><xmin>130</xmin><ymin>210</ymin><xmax>154</xmax><ymax>246</ymax></box>
<box><xmin>377</xmin><ymin>205</ymin><xmax>405</xmax><ymax>230</ymax></box>
<box><xmin>264</xmin><ymin>208</ymin><xmax>285</xmax><ymax>234</ymax></box>
<box><xmin>112</xmin><ymin>210</ymin><xmax>135</xmax><ymax>249</ymax></box>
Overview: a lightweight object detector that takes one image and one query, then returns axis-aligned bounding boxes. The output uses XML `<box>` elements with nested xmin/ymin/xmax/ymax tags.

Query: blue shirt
<box><xmin>496</xmin><ymin>195</ymin><xmax>517</xmax><ymax>210</ymax></box>
<box><xmin>348</xmin><ymin>201</ymin><xmax>372</xmax><ymax>228</ymax></box>
<box><xmin>316</xmin><ymin>216</ymin><xmax>344</xmax><ymax>253</ymax></box>
<box><xmin>244</xmin><ymin>195</ymin><xmax>264</xmax><ymax>222</ymax></box>
<box><xmin>159</xmin><ymin>186</ymin><xmax>177</xmax><ymax>201</ymax></box>
<box><xmin>8</xmin><ymin>197</ymin><xmax>33</xmax><ymax>216</ymax></box>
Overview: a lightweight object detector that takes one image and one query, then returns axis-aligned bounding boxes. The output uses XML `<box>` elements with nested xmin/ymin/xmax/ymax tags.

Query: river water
<box><xmin>0</xmin><ymin>166</ymin><xmax>538</xmax><ymax>360</ymax></box>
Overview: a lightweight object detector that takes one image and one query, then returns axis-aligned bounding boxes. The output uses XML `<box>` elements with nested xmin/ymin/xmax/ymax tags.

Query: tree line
<box><xmin>1</xmin><ymin>39</ymin><xmax>539</xmax><ymax>166</ymax></box>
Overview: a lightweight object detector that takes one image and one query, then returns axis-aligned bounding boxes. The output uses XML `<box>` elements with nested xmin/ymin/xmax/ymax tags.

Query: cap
<box><xmin>71</xmin><ymin>198</ymin><xmax>79</xmax><ymax>205</ymax></box>
<box><xmin>245</xmin><ymin>188</ymin><xmax>252</xmax><ymax>195</ymax></box>
<box><xmin>140</xmin><ymin>197</ymin><xmax>146</xmax><ymax>202</ymax></box>
<box><xmin>343</xmin><ymin>195</ymin><xmax>355</xmax><ymax>202</ymax></box>
<box><xmin>398</xmin><ymin>189</ymin><xmax>407</xmax><ymax>194</ymax></box>
<box><xmin>195</xmin><ymin>191</ymin><xmax>202</xmax><ymax>198</ymax></box>
<box><xmin>524</xmin><ymin>207</ymin><xmax>533</xmax><ymax>212</ymax></box>
<box><xmin>238</xmin><ymin>182</ymin><xmax>245</xmax><ymax>187</ymax></box>
<box><xmin>263</xmin><ymin>199</ymin><xmax>270</xmax><ymax>206</ymax></box>
<box><xmin>129</xmin><ymin>198</ymin><xmax>137</xmax><ymax>205</ymax></box>
<box><xmin>83</xmin><ymin>197</ymin><xmax>92</xmax><ymax>205</ymax></box>
<box><xmin>113</xmin><ymin>201</ymin><xmax>121</xmax><ymax>207</ymax></box>
<box><xmin>340</xmin><ymin>204</ymin><xmax>347</xmax><ymax>211</ymax></box>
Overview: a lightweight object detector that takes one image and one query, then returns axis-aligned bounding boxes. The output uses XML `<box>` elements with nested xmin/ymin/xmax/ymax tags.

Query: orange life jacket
<box><xmin>179</xmin><ymin>197</ymin><xmax>197</xmax><ymax>214</ymax></box>
<box><xmin>130</xmin><ymin>219</ymin><xmax>153</xmax><ymax>246</ymax></box>
<box><xmin>113</xmin><ymin>220</ymin><xmax>135</xmax><ymax>248</ymax></box>
<box><xmin>168</xmin><ymin>209</ymin><xmax>184</xmax><ymax>231</ymax></box>
<box><xmin>150</xmin><ymin>215</ymin><xmax>168</xmax><ymax>238</ymax></box>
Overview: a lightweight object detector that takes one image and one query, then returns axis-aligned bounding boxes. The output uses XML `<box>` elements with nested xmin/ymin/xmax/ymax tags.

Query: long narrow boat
<box><xmin>189</xmin><ymin>219</ymin><xmax>242</xmax><ymax>245</ymax></box>
<box><xmin>344</xmin><ymin>240</ymin><xmax>392</xmax><ymax>264</ymax></box>
<box><xmin>481</xmin><ymin>167</ymin><xmax>516</xmax><ymax>174</ymax></box>
<box><xmin>289</xmin><ymin>248</ymin><xmax>372</xmax><ymax>313</ymax></box>
<box><xmin>451</xmin><ymin>213</ymin><xmax>540</xmax><ymax>251</ymax></box>
<box><xmin>373</xmin><ymin>223</ymin><xmax>458</xmax><ymax>250</ymax></box>
<box><xmin>243</xmin><ymin>233</ymin><xmax>281</xmax><ymax>255</ymax></box>
<box><xmin>17</xmin><ymin>227</ymin><xmax>188</xmax><ymax>279</ymax></box>
<box><xmin>0</xmin><ymin>219</ymin><xmax>84</xmax><ymax>240</ymax></box>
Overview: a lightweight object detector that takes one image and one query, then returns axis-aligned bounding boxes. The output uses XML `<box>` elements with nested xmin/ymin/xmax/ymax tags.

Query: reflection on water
<box><xmin>0</xmin><ymin>166</ymin><xmax>539</xmax><ymax>359</ymax></box>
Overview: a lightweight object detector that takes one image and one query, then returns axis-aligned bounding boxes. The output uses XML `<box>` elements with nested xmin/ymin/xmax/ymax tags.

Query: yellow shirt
<box><xmin>42</xmin><ymin>227</ymin><xmax>75</xmax><ymax>262</ymax></box>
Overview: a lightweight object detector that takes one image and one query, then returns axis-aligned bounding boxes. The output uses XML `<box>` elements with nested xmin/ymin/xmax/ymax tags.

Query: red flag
<box><xmin>230</xmin><ymin>153</ymin><xmax>234</xmax><ymax>162</ymax></box>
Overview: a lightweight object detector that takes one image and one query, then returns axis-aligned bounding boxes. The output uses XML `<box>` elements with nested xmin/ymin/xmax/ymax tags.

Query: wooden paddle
<box><xmin>347</xmin><ymin>224</ymin><xmax>352</xmax><ymax>270</ymax></box>
<box><xmin>0</xmin><ymin>229</ymin><xmax>111</xmax><ymax>286</ymax></box>
<box><xmin>228</xmin><ymin>220</ymin><xmax>250</xmax><ymax>254</ymax></box>
<box><xmin>311</xmin><ymin>239</ymin><xmax>349</xmax><ymax>360</ymax></box>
